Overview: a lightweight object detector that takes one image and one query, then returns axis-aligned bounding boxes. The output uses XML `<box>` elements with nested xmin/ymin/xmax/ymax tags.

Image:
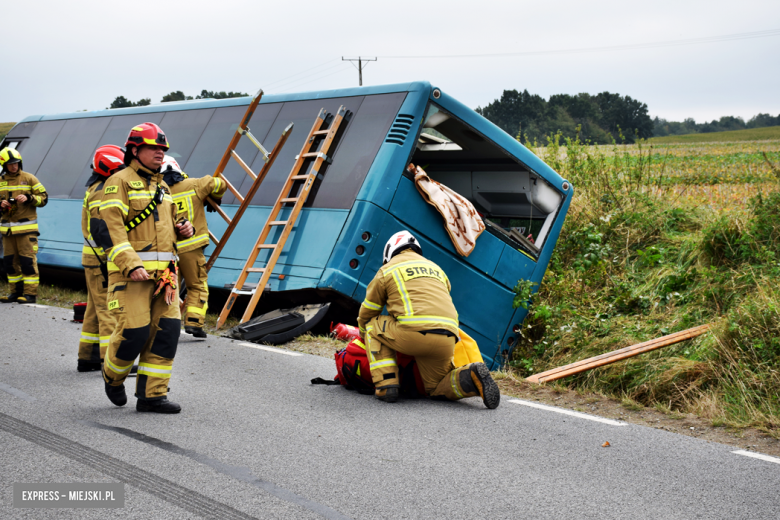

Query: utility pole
<box><xmin>342</xmin><ymin>56</ymin><xmax>377</xmax><ymax>86</ymax></box>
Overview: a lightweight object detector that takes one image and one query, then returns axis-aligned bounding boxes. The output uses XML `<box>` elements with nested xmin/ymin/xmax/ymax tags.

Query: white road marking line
<box><xmin>733</xmin><ymin>450</ymin><xmax>780</xmax><ymax>464</ymax></box>
<box><xmin>22</xmin><ymin>304</ymin><xmax>51</xmax><ymax>310</ymax></box>
<box><xmin>508</xmin><ymin>399</ymin><xmax>627</xmax><ymax>426</ymax></box>
<box><xmin>238</xmin><ymin>342</ymin><xmax>303</xmax><ymax>356</ymax></box>
<box><xmin>0</xmin><ymin>382</ymin><xmax>36</xmax><ymax>402</ymax></box>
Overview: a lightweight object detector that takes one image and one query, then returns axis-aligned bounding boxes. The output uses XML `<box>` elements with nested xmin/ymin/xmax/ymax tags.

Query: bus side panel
<box><xmin>388</xmin><ymin>175</ymin><xmax>503</xmax><ymax>281</ymax></box>
<box><xmin>37</xmin><ymin>199</ymin><xmax>83</xmax><ymax>270</ymax></box>
<box><xmin>317</xmin><ymin>200</ymin><xmax>387</xmax><ymax>296</ymax></box>
<box><xmin>492</xmin><ymin>243</ymin><xmax>537</xmax><ymax>289</ymax></box>
<box><xmin>352</xmin><ymin>212</ymin><xmax>514</xmax><ymax>368</ymax></box>
<box><xmin>204</xmin><ymin>206</ymin><xmax>348</xmax><ymax>291</ymax></box>
<box><xmin>355</xmin><ymin>89</ymin><xmax>429</xmax><ymax>211</ymax></box>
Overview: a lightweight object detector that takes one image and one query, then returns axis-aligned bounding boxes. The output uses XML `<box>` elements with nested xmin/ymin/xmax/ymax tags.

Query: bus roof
<box><xmin>20</xmin><ymin>81</ymin><xmax>434</xmax><ymax>123</ymax></box>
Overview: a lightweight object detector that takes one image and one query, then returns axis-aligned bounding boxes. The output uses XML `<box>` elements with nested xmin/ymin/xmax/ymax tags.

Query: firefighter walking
<box><xmin>0</xmin><ymin>147</ymin><xmax>47</xmax><ymax>304</ymax></box>
<box><xmin>99</xmin><ymin>123</ymin><xmax>193</xmax><ymax>413</ymax></box>
<box><xmin>357</xmin><ymin>230</ymin><xmax>500</xmax><ymax>408</ymax></box>
<box><xmin>77</xmin><ymin>145</ymin><xmax>124</xmax><ymax>372</ymax></box>
<box><xmin>162</xmin><ymin>156</ymin><xmax>226</xmax><ymax>338</ymax></box>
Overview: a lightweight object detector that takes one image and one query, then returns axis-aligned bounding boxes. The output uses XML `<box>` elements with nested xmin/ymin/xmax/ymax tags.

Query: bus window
<box><xmin>243</xmin><ymin>96</ymin><xmax>365</xmax><ymax>207</ymax></box>
<box><xmin>243</xmin><ymin>93</ymin><xmax>406</xmax><ymax>209</ymax></box>
<box><xmin>6</xmin><ymin>122</ymin><xmax>37</xmax><ymax>139</ymax></box>
<box><xmin>97</xmin><ymin>113</ymin><xmax>165</xmax><ymax>151</ymax></box>
<box><xmin>411</xmin><ymin>103</ymin><xmax>563</xmax><ymax>256</ymax></box>
<box><xmin>17</xmin><ymin>120</ymin><xmax>65</xmax><ymax>177</ymax></box>
<box><xmin>306</xmin><ymin>92</ymin><xmax>406</xmax><ymax>209</ymax></box>
<box><xmin>36</xmin><ymin>118</ymin><xmax>111</xmax><ymax>198</ymax></box>
<box><xmin>64</xmin><ymin>113</ymin><xmax>167</xmax><ymax>199</ymax></box>
<box><xmin>158</xmin><ymin>108</ymin><xmax>215</xmax><ymax>166</ymax></box>
<box><xmin>185</xmin><ymin>103</ymin><xmax>282</xmax><ymax>205</ymax></box>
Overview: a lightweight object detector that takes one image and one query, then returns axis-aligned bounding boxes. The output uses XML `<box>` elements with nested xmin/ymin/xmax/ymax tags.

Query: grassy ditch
<box><xmin>512</xmin><ymin>134</ymin><xmax>780</xmax><ymax>435</ymax></box>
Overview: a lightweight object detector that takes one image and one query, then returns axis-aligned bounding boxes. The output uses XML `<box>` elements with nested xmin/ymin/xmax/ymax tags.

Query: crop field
<box><xmin>650</xmin><ymin>125</ymin><xmax>780</xmax><ymax>144</ymax></box>
<box><xmin>0</xmin><ymin>122</ymin><xmax>14</xmax><ymax>141</ymax></box>
<box><xmin>517</xmin><ymin>135</ymin><xmax>780</xmax><ymax>434</ymax></box>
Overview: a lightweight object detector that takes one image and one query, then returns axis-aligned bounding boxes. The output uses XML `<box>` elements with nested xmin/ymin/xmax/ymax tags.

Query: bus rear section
<box><xmin>345</xmin><ymin>87</ymin><xmax>572</xmax><ymax>369</ymax></box>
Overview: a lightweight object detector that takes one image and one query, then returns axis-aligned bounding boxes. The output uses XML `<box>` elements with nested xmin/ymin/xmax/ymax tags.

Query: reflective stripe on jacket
<box><xmin>0</xmin><ymin>170</ymin><xmax>47</xmax><ymax>236</ymax></box>
<box><xmin>99</xmin><ymin>161</ymin><xmax>182</xmax><ymax>282</ymax></box>
<box><xmin>357</xmin><ymin>250</ymin><xmax>459</xmax><ymax>335</ymax></box>
<box><xmin>170</xmin><ymin>176</ymin><xmax>226</xmax><ymax>254</ymax></box>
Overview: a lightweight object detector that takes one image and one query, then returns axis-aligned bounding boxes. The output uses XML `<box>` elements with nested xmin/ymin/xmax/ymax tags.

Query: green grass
<box><xmin>0</xmin><ymin>122</ymin><xmax>14</xmax><ymax>142</ymax></box>
<box><xmin>650</xmin><ymin>126</ymin><xmax>780</xmax><ymax>144</ymax></box>
<box><xmin>511</xmin><ymin>132</ymin><xmax>780</xmax><ymax>433</ymax></box>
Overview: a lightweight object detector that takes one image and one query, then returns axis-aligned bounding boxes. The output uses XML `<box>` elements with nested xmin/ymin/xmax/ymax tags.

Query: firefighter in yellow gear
<box><xmin>0</xmin><ymin>147</ymin><xmax>47</xmax><ymax>304</ymax></box>
<box><xmin>77</xmin><ymin>145</ymin><xmax>125</xmax><ymax>372</ymax></box>
<box><xmin>357</xmin><ymin>230</ymin><xmax>500</xmax><ymax>408</ymax></box>
<box><xmin>99</xmin><ymin>123</ymin><xmax>194</xmax><ymax>414</ymax></box>
<box><xmin>161</xmin><ymin>156</ymin><xmax>226</xmax><ymax>338</ymax></box>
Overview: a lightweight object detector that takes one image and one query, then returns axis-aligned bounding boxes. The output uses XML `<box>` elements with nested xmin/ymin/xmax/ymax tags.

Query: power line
<box><xmin>378</xmin><ymin>28</ymin><xmax>780</xmax><ymax>59</ymax></box>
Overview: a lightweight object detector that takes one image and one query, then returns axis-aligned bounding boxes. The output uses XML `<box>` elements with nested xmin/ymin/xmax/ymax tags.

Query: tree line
<box><xmin>107</xmin><ymin>90</ymin><xmax>249</xmax><ymax>109</ymax></box>
<box><xmin>476</xmin><ymin>89</ymin><xmax>780</xmax><ymax>143</ymax></box>
<box><xmin>652</xmin><ymin>113</ymin><xmax>780</xmax><ymax>137</ymax></box>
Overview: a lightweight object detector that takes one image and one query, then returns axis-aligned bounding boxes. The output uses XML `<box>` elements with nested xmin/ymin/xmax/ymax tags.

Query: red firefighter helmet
<box><xmin>125</xmin><ymin>122</ymin><xmax>170</xmax><ymax>150</ymax></box>
<box><xmin>92</xmin><ymin>145</ymin><xmax>125</xmax><ymax>177</ymax></box>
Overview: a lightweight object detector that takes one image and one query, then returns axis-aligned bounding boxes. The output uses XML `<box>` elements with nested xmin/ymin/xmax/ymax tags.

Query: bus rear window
<box><xmin>411</xmin><ymin>103</ymin><xmax>563</xmax><ymax>254</ymax></box>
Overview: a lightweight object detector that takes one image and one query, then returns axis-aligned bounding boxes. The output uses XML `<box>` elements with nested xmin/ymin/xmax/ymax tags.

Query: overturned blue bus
<box><xmin>1</xmin><ymin>81</ymin><xmax>572</xmax><ymax>368</ymax></box>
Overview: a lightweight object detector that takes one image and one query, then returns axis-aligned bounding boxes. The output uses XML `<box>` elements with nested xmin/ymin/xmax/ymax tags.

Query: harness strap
<box><xmin>125</xmin><ymin>185</ymin><xmax>164</xmax><ymax>232</ymax></box>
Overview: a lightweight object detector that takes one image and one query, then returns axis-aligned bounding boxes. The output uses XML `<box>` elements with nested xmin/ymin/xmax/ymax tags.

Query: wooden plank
<box><xmin>525</xmin><ymin>324</ymin><xmax>712</xmax><ymax>384</ymax></box>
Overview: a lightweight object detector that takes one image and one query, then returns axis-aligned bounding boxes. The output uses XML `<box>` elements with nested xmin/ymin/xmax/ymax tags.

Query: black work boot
<box><xmin>375</xmin><ymin>386</ymin><xmax>399</xmax><ymax>403</ymax></box>
<box><xmin>459</xmin><ymin>363</ymin><xmax>500</xmax><ymax>409</ymax></box>
<box><xmin>104</xmin><ymin>382</ymin><xmax>127</xmax><ymax>407</ymax></box>
<box><xmin>0</xmin><ymin>292</ymin><xmax>19</xmax><ymax>303</ymax></box>
<box><xmin>137</xmin><ymin>397</ymin><xmax>181</xmax><ymax>414</ymax></box>
<box><xmin>17</xmin><ymin>294</ymin><xmax>36</xmax><ymax>304</ymax></box>
<box><xmin>0</xmin><ymin>282</ymin><xmax>22</xmax><ymax>303</ymax></box>
<box><xmin>77</xmin><ymin>359</ymin><xmax>102</xmax><ymax>372</ymax></box>
<box><xmin>185</xmin><ymin>326</ymin><xmax>207</xmax><ymax>338</ymax></box>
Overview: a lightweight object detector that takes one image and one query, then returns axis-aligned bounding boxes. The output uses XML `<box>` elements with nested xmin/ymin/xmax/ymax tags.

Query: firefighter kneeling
<box><xmin>357</xmin><ymin>231</ymin><xmax>500</xmax><ymax>408</ymax></box>
<box><xmin>99</xmin><ymin>123</ymin><xmax>194</xmax><ymax>414</ymax></box>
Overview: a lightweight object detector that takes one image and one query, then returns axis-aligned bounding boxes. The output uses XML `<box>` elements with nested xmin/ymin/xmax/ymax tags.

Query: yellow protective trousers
<box><xmin>365</xmin><ymin>315</ymin><xmax>481</xmax><ymax>400</ymax></box>
<box><xmin>78</xmin><ymin>267</ymin><xmax>115</xmax><ymax>363</ymax></box>
<box><xmin>2</xmin><ymin>234</ymin><xmax>39</xmax><ymax>295</ymax></box>
<box><xmin>178</xmin><ymin>249</ymin><xmax>208</xmax><ymax>327</ymax></box>
<box><xmin>102</xmin><ymin>279</ymin><xmax>181</xmax><ymax>400</ymax></box>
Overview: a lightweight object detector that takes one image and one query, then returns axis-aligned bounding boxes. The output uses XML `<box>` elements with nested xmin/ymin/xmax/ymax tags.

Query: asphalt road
<box><xmin>1</xmin><ymin>303</ymin><xmax>779</xmax><ymax>519</ymax></box>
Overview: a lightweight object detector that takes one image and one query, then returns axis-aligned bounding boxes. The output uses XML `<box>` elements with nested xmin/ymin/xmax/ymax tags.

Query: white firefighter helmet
<box><xmin>383</xmin><ymin>230</ymin><xmax>422</xmax><ymax>264</ymax></box>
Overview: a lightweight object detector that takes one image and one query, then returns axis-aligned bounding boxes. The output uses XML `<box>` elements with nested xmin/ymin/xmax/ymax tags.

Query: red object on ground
<box><xmin>73</xmin><ymin>302</ymin><xmax>87</xmax><ymax>323</ymax></box>
<box><xmin>330</xmin><ymin>322</ymin><xmax>361</xmax><ymax>342</ymax></box>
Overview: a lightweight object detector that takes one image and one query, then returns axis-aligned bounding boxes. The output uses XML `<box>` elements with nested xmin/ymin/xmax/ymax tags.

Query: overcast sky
<box><xmin>4</xmin><ymin>0</ymin><xmax>779</xmax><ymax>125</ymax></box>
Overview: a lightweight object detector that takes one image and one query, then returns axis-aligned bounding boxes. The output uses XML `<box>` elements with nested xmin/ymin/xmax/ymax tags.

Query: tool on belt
<box><xmin>153</xmin><ymin>261</ymin><xmax>178</xmax><ymax>305</ymax></box>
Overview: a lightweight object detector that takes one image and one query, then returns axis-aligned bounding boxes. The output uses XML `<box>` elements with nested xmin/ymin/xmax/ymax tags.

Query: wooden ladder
<box><xmin>202</xmin><ymin>89</ymin><xmax>294</xmax><ymax>272</ymax></box>
<box><xmin>216</xmin><ymin>105</ymin><xmax>348</xmax><ymax>329</ymax></box>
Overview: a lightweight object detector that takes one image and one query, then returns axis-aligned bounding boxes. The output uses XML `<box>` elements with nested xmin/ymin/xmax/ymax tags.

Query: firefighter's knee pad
<box><xmin>115</xmin><ymin>324</ymin><xmax>151</xmax><ymax>361</ymax></box>
<box><xmin>3</xmin><ymin>255</ymin><xmax>14</xmax><ymax>274</ymax></box>
<box><xmin>20</xmin><ymin>256</ymin><xmax>35</xmax><ymax>275</ymax></box>
<box><xmin>151</xmin><ymin>317</ymin><xmax>180</xmax><ymax>359</ymax></box>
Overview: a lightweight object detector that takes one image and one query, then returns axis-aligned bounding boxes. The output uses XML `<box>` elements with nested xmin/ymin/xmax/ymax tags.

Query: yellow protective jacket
<box><xmin>99</xmin><ymin>161</ymin><xmax>183</xmax><ymax>282</ymax></box>
<box><xmin>81</xmin><ymin>179</ymin><xmax>108</xmax><ymax>267</ymax></box>
<box><xmin>170</xmin><ymin>175</ymin><xmax>226</xmax><ymax>253</ymax></box>
<box><xmin>0</xmin><ymin>169</ymin><xmax>48</xmax><ymax>236</ymax></box>
<box><xmin>357</xmin><ymin>250</ymin><xmax>459</xmax><ymax>336</ymax></box>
